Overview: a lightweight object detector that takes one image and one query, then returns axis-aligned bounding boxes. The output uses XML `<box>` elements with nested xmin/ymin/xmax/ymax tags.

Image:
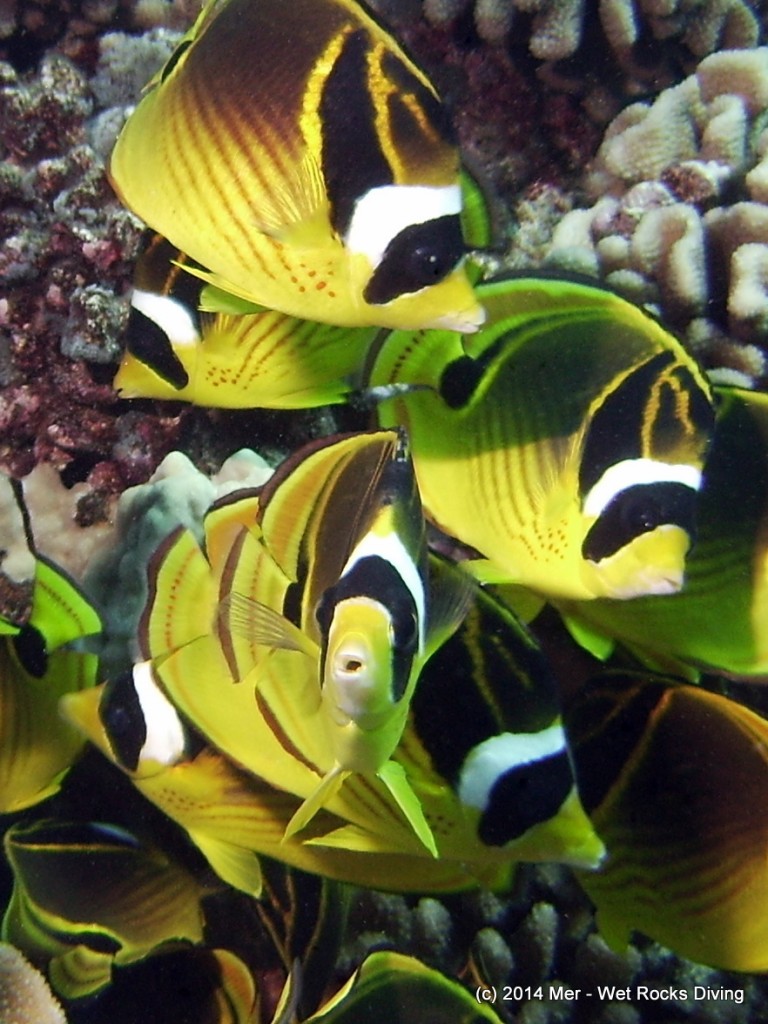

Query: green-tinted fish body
<box><xmin>557</xmin><ymin>386</ymin><xmax>768</xmax><ymax>678</ymax></box>
<box><xmin>369</xmin><ymin>274</ymin><xmax>715</xmax><ymax>602</ymax></box>
<box><xmin>0</xmin><ymin>556</ymin><xmax>100</xmax><ymax>813</ymax></box>
<box><xmin>301</xmin><ymin>950</ymin><xmax>504</xmax><ymax>1023</ymax></box>
<box><xmin>109</xmin><ymin>0</ymin><xmax>483</xmax><ymax>332</ymax></box>
<box><xmin>2</xmin><ymin>820</ymin><xmax>209</xmax><ymax>999</ymax></box>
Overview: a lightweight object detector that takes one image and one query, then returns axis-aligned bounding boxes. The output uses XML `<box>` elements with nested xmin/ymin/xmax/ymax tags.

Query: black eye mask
<box><xmin>364</xmin><ymin>216</ymin><xmax>464</xmax><ymax>305</ymax></box>
<box><xmin>582</xmin><ymin>481</ymin><xmax>698</xmax><ymax>562</ymax></box>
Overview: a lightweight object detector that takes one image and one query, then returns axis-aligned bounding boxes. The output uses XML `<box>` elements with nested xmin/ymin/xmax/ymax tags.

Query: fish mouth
<box><xmin>431</xmin><ymin>302</ymin><xmax>487</xmax><ymax>334</ymax></box>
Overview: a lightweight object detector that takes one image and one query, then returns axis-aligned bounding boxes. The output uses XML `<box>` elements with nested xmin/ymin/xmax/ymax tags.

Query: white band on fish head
<box><xmin>583</xmin><ymin>458</ymin><xmax>703</xmax><ymax>518</ymax></box>
<box><xmin>345</xmin><ymin>183</ymin><xmax>462</xmax><ymax>269</ymax></box>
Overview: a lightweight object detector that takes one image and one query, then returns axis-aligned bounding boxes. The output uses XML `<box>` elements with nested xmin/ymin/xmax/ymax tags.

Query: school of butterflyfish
<box><xmin>5</xmin><ymin>0</ymin><xmax>768</xmax><ymax>1017</ymax></box>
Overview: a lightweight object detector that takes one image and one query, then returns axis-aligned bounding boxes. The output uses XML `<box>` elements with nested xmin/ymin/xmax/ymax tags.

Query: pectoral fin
<box><xmin>218</xmin><ymin>592</ymin><xmax>317</xmax><ymax>662</ymax></box>
<box><xmin>423</xmin><ymin>557</ymin><xmax>476</xmax><ymax>662</ymax></box>
<box><xmin>463</xmin><ymin>558</ymin><xmax>514</xmax><ymax>585</ymax></box>
<box><xmin>559</xmin><ymin>612</ymin><xmax>616</xmax><ymax>662</ymax></box>
<box><xmin>189</xmin><ymin>832</ymin><xmax>263</xmax><ymax>897</ymax></box>
<box><xmin>284</xmin><ymin>766</ymin><xmax>348</xmax><ymax>841</ymax></box>
<box><xmin>377</xmin><ymin>760</ymin><xmax>437</xmax><ymax>858</ymax></box>
<box><xmin>197</xmin><ymin>284</ymin><xmax>267</xmax><ymax>315</ymax></box>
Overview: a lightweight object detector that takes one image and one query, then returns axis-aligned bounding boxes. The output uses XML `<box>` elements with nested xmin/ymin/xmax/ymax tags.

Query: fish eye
<box><xmin>404</xmin><ymin>244</ymin><xmax>453</xmax><ymax>285</ymax></box>
<box><xmin>622</xmin><ymin>494</ymin><xmax>666</xmax><ymax>534</ymax></box>
<box><xmin>342</xmin><ymin>657</ymin><xmax>364</xmax><ymax>674</ymax></box>
<box><xmin>582</xmin><ymin>481</ymin><xmax>698</xmax><ymax>562</ymax></box>
<box><xmin>12</xmin><ymin>625</ymin><xmax>48</xmax><ymax>678</ymax></box>
<box><xmin>364</xmin><ymin>215</ymin><xmax>465</xmax><ymax>305</ymax></box>
<box><xmin>105</xmin><ymin>704</ymin><xmax>132</xmax><ymax>736</ymax></box>
<box><xmin>392</xmin><ymin>610</ymin><xmax>418</xmax><ymax>652</ymax></box>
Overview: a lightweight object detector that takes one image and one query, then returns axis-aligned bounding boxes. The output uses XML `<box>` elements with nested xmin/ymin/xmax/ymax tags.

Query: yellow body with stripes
<box><xmin>109</xmin><ymin>0</ymin><xmax>482</xmax><ymax>332</ymax></box>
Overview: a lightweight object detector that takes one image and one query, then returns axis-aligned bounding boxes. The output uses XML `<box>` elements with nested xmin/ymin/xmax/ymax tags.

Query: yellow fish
<box><xmin>114</xmin><ymin>234</ymin><xmax>378</xmax><ymax>408</ymax></box>
<box><xmin>567</xmin><ymin>670</ymin><xmax>768</xmax><ymax>971</ymax></box>
<box><xmin>145</xmin><ymin>431</ymin><xmax>472</xmax><ymax>856</ymax></box>
<box><xmin>369</xmin><ymin>274</ymin><xmax>715</xmax><ymax>601</ymax></box>
<box><xmin>64</xmin><ymin>579</ymin><xmax>601</xmax><ymax>896</ymax></box>
<box><xmin>109</xmin><ymin>0</ymin><xmax>484</xmax><ymax>332</ymax></box>
<box><xmin>0</xmin><ymin>556</ymin><xmax>100</xmax><ymax>813</ymax></box>
<box><xmin>300</xmin><ymin>950</ymin><xmax>504</xmax><ymax>1023</ymax></box>
<box><xmin>556</xmin><ymin>387</ymin><xmax>768</xmax><ymax>679</ymax></box>
<box><xmin>400</xmin><ymin>572</ymin><xmax>604</xmax><ymax>869</ymax></box>
<box><xmin>62</xmin><ymin>676</ymin><xmax>511</xmax><ymax>896</ymax></box>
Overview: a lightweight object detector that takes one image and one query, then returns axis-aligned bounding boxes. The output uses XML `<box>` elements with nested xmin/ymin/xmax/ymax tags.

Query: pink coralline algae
<box><xmin>0</xmin><ymin>22</ymin><xmax>186</xmax><ymax>509</ymax></box>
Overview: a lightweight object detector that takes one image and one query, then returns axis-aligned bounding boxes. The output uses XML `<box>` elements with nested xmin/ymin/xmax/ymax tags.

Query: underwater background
<box><xmin>1</xmin><ymin>0</ymin><xmax>768</xmax><ymax>1021</ymax></box>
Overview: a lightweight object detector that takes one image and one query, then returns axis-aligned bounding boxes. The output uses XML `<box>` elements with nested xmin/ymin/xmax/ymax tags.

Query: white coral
<box><xmin>546</xmin><ymin>48</ymin><xmax>768</xmax><ymax>360</ymax></box>
<box><xmin>399</xmin><ymin>0</ymin><xmax>760</xmax><ymax>59</ymax></box>
<box><xmin>0</xmin><ymin>944</ymin><xmax>66</xmax><ymax>1024</ymax></box>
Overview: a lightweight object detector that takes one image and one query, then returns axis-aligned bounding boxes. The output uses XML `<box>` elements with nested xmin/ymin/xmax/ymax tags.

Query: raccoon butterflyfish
<box><xmin>114</xmin><ymin>234</ymin><xmax>379</xmax><ymax>408</ymax></box>
<box><xmin>67</xmin><ymin>657</ymin><xmax>263</xmax><ymax>897</ymax></box>
<box><xmin>555</xmin><ymin>387</ymin><xmax>768</xmax><ymax>679</ymax></box>
<box><xmin>399</xmin><ymin>571</ymin><xmax>604</xmax><ymax>869</ymax></box>
<box><xmin>97</xmin><ymin>659</ymin><xmax>197</xmax><ymax>777</ymax></box>
<box><xmin>63</xmin><ymin>563</ymin><xmax>602</xmax><ymax>893</ymax></box>
<box><xmin>368</xmin><ymin>274</ymin><xmax>715</xmax><ymax>601</ymax></box>
<box><xmin>1</xmin><ymin>820</ymin><xmax>209</xmax><ymax>999</ymax></box>
<box><xmin>298</xmin><ymin>950</ymin><xmax>504</xmax><ymax>1023</ymax></box>
<box><xmin>566</xmin><ymin>671</ymin><xmax>768</xmax><ymax>971</ymax></box>
<box><xmin>109</xmin><ymin>0</ymin><xmax>484</xmax><ymax>333</ymax></box>
<box><xmin>62</xmin><ymin>676</ymin><xmax>520</xmax><ymax>895</ymax></box>
<box><xmin>0</xmin><ymin>556</ymin><xmax>100</xmax><ymax>813</ymax></box>
<box><xmin>142</xmin><ymin>431</ymin><xmax>472</xmax><ymax>857</ymax></box>
<box><xmin>127</xmin><ymin>521</ymin><xmax>602</xmax><ymax>883</ymax></box>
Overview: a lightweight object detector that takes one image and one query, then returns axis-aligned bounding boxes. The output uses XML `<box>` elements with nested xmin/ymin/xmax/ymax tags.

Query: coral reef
<box><xmin>0</xmin><ymin>35</ymin><xmax>172</xmax><ymax>493</ymax></box>
<box><xmin>334</xmin><ymin>862</ymin><xmax>761</xmax><ymax>1024</ymax></box>
<box><xmin>1</xmin><ymin>1</ymin><xmax>768</xmax><ymax>1021</ymax></box>
<box><xmin>0</xmin><ymin>942</ymin><xmax>67</xmax><ymax>1024</ymax></box>
<box><xmin>375</xmin><ymin>0</ymin><xmax>763</xmax><ymax>66</ymax></box>
<box><xmin>545</xmin><ymin>46</ymin><xmax>768</xmax><ymax>381</ymax></box>
<box><xmin>0</xmin><ymin>472</ymin><xmax>34</xmax><ymax>623</ymax></box>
